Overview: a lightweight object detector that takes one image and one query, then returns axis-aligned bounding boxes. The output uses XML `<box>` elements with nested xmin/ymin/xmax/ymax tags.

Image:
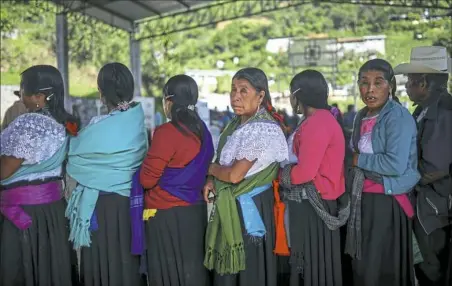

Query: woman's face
<box><xmin>230</xmin><ymin>78</ymin><xmax>264</xmax><ymax>117</ymax></box>
<box><xmin>20</xmin><ymin>82</ymin><xmax>45</xmax><ymax>112</ymax></box>
<box><xmin>358</xmin><ymin>70</ymin><xmax>390</xmax><ymax>111</ymax></box>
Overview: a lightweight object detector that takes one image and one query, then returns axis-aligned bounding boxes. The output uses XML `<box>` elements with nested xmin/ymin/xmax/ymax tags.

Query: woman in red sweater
<box><xmin>140</xmin><ymin>75</ymin><xmax>214</xmax><ymax>286</ymax></box>
<box><xmin>279</xmin><ymin>70</ymin><xmax>349</xmax><ymax>286</ymax></box>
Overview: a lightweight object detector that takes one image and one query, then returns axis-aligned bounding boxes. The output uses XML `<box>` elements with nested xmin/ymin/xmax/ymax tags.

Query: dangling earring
<box><xmin>36</xmin><ymin>103</ymin><xmax>40</xmax><ymax>109</ymax></box>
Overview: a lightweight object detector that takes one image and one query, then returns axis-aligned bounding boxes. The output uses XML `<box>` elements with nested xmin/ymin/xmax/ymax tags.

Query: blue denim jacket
<box><xmin>355</xmin><ymin>99</ymin><xmax>421</xmax><ymax>195</ymax></box>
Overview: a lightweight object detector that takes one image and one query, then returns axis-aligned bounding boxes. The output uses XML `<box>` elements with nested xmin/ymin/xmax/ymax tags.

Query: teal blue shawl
<box><xmin>65</xmin><ymin>104</ymin><xmax>148</xmax><ymax>249</ymax></box>
<box><xmin>1</xmin><ymin>138</ymin><xmax>69</xmax><ymax>185</ymax></box>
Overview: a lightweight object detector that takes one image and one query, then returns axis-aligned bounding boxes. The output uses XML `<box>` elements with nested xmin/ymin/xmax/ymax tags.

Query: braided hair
<box><xmin>163</xmin><ymin>74</ymin><xmax>204</xmax><ymax>141</ymax></box>
<box><xmin>97</xmin><ymin>62</ymin><xmax>135</xmax><ymax>110</ymax></box>
<box><xmin>20</xmin><ymin>65</ymin><xmax>79</xmax><ymax>134</ymax></box>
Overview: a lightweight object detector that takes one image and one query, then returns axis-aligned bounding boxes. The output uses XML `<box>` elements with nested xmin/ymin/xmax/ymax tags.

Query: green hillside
<box><xmin>1</xmin><ymin>2</ymin><xmax>450</xmax><ymax>99</ymax></box>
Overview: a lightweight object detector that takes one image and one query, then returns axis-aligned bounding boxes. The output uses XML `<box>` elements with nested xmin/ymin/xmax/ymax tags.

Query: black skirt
<box><xmin>0</xmin><ymin>199</ymin><xmax>79</xmax><ymax>286</ymax></box>
<box><xmin>80</xmin><ymin>194</ymin><xmax>145</xmax><ymax>286</ymax></box>
<box><xmin>145</xmin><ymin>203</ymin><xmax>210</xmax><ymax>286</ymax></box>
<box><xmin>286</xmin><ymin>199</ymin><xmax>343</xmax><ymax>286</ymax></box>
<box><xmin>351</xmin><ymin>193</ymin><xmax>415</xmax><ymax>286</ymax></box>
<box><xmin>213</xmin><ymin>188</ymin><xmax>278</xmax><ymax>286</ymax></box>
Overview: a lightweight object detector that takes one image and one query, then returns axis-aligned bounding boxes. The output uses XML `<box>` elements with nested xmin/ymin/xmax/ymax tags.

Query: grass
<box><xmin>1</xmin><ymin>71</ymin><xmax>98</xmax><ymax>97</ymax></box>
<box><xmin>69</xmin><ymin>84</ymin><xmax>98</xmax><ymax>98</ymax></box>
<box><xmin>0</xmin><ymin>71</ymin><xmax>20</xmax><ymax>85</ymax></box>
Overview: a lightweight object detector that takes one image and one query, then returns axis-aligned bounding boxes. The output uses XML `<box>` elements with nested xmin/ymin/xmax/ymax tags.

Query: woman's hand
<box><xmin>352</xmin><ymin>152</ymin><xmax>359</xmax><ymax>167</ymax></box>
<box><xmin>203</xmin><ymin>178</ymin><xmax>216</xmax><ymax>203</ymax></box>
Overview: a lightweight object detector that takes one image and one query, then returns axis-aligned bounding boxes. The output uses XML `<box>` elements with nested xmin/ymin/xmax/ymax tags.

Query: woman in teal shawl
<box><xmin>203</xmin><ymin>68</ymin><xmax>289</xmax><ymax>286</ymax></box>
<box><xmin>66</xmin><ymin>63</ymin><xmax>148</xmax><ymax>286</ymax></box>
<box><xmin>0</xmin><ymin>65</ymin><xmax>79</xmax><ymax>286</ymax></box>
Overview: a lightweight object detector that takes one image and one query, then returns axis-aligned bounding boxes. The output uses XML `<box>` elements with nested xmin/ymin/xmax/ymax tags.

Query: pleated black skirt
<box><xmin>0</xmin><ymin>199</ymin><xmax>79</xmax><ymax>286</ymax></box>
<box><xmin>213</xmin><ymin>188</ymin><xmax>278</xmax><ymax>286</ymax></box>
<box><xmin>351</xmin><ymin>193</ymin><xmax>415</xmax><ymax>286</ymax></box>
<box><xmin>286</xmin><ymin>199</ymin><xmax>343</xmax><ymax>286</ymax></box>
<box><xmin>145</xmin><ymin>203</ymin><xmax>210</xmax><ymax>286</ymax></box>
<box><xmin>80</xmin><ymin>194</ymin><xmax>145</xmax><ymax>286</ymax></box>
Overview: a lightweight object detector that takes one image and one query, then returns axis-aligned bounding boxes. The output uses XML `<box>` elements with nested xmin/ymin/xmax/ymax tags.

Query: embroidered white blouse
<box><xmin>219</xmin><ymin>113</ymin><xmax>289</xmax><ymax>178</ymax></box>
<box><xmin>280</xmin><ymin>115</ymin><xmax>305</xmax><ymax>168</ymax></box>
<box><xmin>1</xmin><ymin>113</ymin><xmax>66</xmax><ymax>183</ymax></box>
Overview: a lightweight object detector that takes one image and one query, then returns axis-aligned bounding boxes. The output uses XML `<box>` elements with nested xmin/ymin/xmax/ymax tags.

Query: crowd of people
<box><xmin>0</xmin><ymin>45</ymin><xmax>451</xmax><ymax>286</ymax></box>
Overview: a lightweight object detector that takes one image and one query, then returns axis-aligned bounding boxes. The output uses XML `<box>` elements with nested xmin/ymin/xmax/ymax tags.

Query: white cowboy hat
<box><xmin>394</xmin><ymin>46</ymin><xmax>452</xmax><ymax>75</ymax></box>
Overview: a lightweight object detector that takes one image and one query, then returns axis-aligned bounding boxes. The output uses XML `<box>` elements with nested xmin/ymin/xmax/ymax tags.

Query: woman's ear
<box><xmin>258</xmin><ymin>91</ymin><xmax>265</xmax><ymax>105</ymax></box>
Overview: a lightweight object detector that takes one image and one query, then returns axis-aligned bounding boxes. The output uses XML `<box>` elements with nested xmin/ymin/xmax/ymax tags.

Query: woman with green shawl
<box><xmin>203</xmin><ymin>67</ymin><xmax>289</xmax><ymax>286</ymax></box>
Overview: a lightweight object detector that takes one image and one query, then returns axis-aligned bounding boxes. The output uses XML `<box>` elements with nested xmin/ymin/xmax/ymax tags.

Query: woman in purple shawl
<box><xmin>140</xmin><ymin>75</ymin><xmax>214</xmax><ymax>286</ymax></box>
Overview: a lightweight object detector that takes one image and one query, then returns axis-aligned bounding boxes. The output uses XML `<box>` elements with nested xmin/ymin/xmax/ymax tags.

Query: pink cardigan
<box><xmin>290</xmin><ymin>109</ymin><xmax>345</xmax><ymax>200</ymax></box>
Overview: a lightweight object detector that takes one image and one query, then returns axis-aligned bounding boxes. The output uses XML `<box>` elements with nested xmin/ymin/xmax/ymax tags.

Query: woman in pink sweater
<box><xmin>279</xmin><ymin>70</ymin><xmax>349</xmax><ymax>286</ymax></box>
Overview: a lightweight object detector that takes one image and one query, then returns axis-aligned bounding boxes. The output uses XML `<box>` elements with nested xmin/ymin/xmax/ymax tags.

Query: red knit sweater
<box><xmin>290</xmin><ymin>109</ymin><xmax>346</xmax><ymax>200</ymax></box>
<box><xmin>140</xmin><ymin>123</ymin><xmax>201</xmax><ymax>209</ymax></box>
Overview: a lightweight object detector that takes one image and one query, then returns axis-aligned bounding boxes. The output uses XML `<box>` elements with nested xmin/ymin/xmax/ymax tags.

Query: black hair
<box><xmin>347</xmin><ymin>104</ymin><xmax>354</xmax><ymax>112</ymax></box>
<box><xmin>233</xmin><ymin>67</ymin><xmax>285</xmax><ymax>130</ymax></box>
<box><xmin>358</xmin><ymin>59</ymin><xmax>400</xmax><ymax>104</ymax></box>
<box><xmin>332</xmin><ymin>103</ymin><xmax>339</xmax><ymax>108</ymax></box>
<box><xmin>20</xmin><ymin>65</ymin><xmax>79</xmax><ymax>132</ymax></box>
<box><xmin>164</xmin><ymin>74</ymin><xmax>204</xmax><ymax>141</ymax></box>
<box><xmin>97</xmin><ymin>62</ymin><xmax>134</xmax><ymax>107</ymax></box>
<box><xmin>289</xmin><ymin>70</ymin><xmax>329</xmax><ymax>110</ymax></box>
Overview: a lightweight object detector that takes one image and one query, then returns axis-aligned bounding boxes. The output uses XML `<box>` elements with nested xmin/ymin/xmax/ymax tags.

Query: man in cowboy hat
<box><xmin>1</xmin><ymin>90</ymin><xmax>27</xmax><ymax>131</ymax></box>
<box><xmin>395</xmin><ymin>46</ymin><xmax>452</xmax><ymax>286</ymax></box>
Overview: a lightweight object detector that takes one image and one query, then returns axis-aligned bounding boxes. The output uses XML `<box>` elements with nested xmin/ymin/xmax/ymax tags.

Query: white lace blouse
<box><xmin>280</xmin><ymin>115</ymin><xmax>305</xmax><ymax>168</ymax></box>
<box><xmin>0</xmin><ymin>113</ymin><xmax>66</xmax><ymax>183</ymax></box>
<box><xmin>219</xmin><ymin>117</ymin><xmax>289</xmax><ymax>178</ymax></box>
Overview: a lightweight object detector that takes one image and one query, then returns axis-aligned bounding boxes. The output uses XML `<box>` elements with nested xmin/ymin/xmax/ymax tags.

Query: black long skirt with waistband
<box><xmin>213</xmin><ymin>187</ymin><xmax>279</xmax><ymax>286</ymax></box>
<box><xmin>145</xmin><ymin>203</ymin><xmax>210</xmax><ymax>286</ymax></box>
<box><xmin>0</xmin><ymin>197</ymin><xmax>79</xmax><ymax>286</ymax></box>
<box><xmin>284</xmin><ymin>198</ymin><xmax>343</xmax><ymax>286</ymax></box>
<box><xmin>351</xmin><ymin>193</ymin><xmax>415</xmax><ymax>286</ymax></box>
<box><xmin>80</xmin><ymin>194</ymin><xmax>146</xmax><ymax>286</ymax></box>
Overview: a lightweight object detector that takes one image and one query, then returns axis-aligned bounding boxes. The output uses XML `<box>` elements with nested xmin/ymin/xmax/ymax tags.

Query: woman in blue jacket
<box><xmin>345</xmin><ymin>59</ymin><xmax>420</xmax><ymax>286</ymax></box>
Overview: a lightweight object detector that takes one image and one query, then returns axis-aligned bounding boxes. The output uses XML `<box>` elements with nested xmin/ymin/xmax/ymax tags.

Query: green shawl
<box><xmin>204</xmin><ymin>110</ymin><xmax>279</xmax><ymax>275</ymax></box>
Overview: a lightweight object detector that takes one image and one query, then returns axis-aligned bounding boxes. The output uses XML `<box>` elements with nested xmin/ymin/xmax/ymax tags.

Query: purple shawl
<box><xmin>158</xmin><ymin>123</ymin><xmax>214</xmax><ymax>203</ymax></box>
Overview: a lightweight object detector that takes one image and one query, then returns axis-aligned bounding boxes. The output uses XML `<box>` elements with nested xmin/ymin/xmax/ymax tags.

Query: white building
<box><xmin>266</xmin><ymin>35</ymin><xmax>386</xmax><ymax>57</ymax></box>
<box><xmin>337</xmin><ymin>35</ymin><xmax>386</xmax><ymax>57</ymax></box>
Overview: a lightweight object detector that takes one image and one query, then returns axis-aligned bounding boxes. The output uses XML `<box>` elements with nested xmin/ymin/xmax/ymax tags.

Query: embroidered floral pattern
<box><xmin>220</xmin><ymin>121</ymin><xmax>288</xmax><ymax>177</ymax></box>
<box><xmin>1</xmin><ymin>113</ymin><xmax>66</xmax><ymax>183</ymax></box>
